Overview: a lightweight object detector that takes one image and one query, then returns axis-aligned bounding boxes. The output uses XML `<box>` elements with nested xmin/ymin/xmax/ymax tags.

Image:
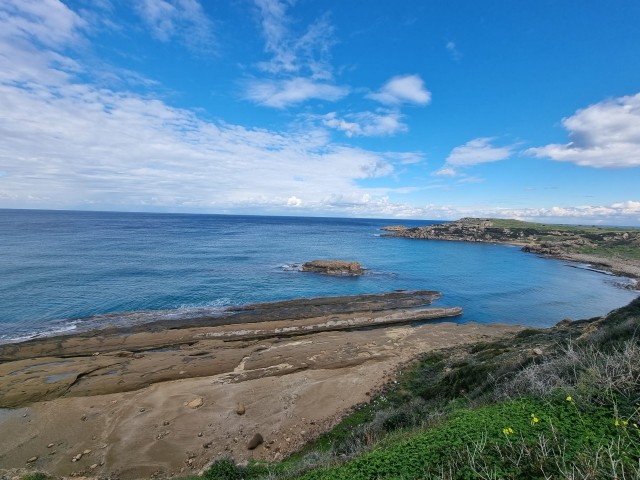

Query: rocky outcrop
<box><xmin>302</xmin><ymin>260</ymin><xmax>364</xmax><ymax>276</ymax></box>
<box><xmin>383</xmin><ymin>217</ymin><xmax>640</xmax><ymax>257</ymax></box>
<box><xmin>381</xmin><ymin>218</ymin><xmax>503</xmax><ymax>242</ymax></box>
<box><xmin>0</xmin><ymin>290</ymin><xmax>461</xmax><ymax>407</ymax></box>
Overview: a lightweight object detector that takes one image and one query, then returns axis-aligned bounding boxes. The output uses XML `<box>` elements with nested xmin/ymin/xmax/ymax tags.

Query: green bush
<box><xmin>203</xmin><ymin>458</ymin><xmax>246</xmax><ymax>480</ymax></box>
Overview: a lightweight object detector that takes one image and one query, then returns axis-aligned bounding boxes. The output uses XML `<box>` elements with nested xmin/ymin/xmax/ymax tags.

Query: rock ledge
<box><xmin>302</xmin><ymin>260</ymin><xmax>364</xmax><ymax>276</ymax></box>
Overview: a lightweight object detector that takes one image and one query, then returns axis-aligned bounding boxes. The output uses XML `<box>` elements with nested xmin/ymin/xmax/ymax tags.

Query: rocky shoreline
<box><xmin>0</xmin><ymin>290</ymin><xmax>508</xmax><ymax>480</ymax></box>
<box><xmin>382</xmin><ymin>217</ymin><xmax>640</xmax><ymax>287</ymax></box>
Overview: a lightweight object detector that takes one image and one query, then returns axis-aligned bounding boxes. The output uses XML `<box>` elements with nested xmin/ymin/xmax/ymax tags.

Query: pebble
<box><xmin>139</xmin><ymin>408</ymin><xmax>146</xmax><ymax>413</ymax></box>
<box><xmin>90</xmin><ymin>464</ymin><xmax>98</xmax><ymax>470</ymax></box>
<box><xmin>236</xmin><ymin>403</ymin><xmax>246</xmax><ymax>415</ymax></box>
<box><xmin>72</xmin><ymin>453</ymin><xmax>82</xmax><ymax>462</ymax></box>
<box><xmin>47</xmin><ymin>443</ymin><xmax>54</xmax><ymax>448</ymax></box>
<box><xmin>83</xmin><ymin>449</ymin><xmax>92</xmax><ymax>454</ymax></box>
<box><xmin>185</xmin><ymin>397</ymin><xmax>203</xmax><ymax>409</ymax></box>
<box><xmin>26</xmin><ymin>456</ymin><xmax>37</xmax><ymax>463</ymax></box>
<box><xmin>197</xmin><ymin>432</ymin><xmax>203</xmax><ymax>437</ymax></box>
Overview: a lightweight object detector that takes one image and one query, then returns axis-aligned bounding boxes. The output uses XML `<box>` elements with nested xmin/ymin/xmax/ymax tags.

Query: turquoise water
<box><xmin>0</xmin><ymin>209</ymin><xmax>636</xmax><ymax>342</ymax></box>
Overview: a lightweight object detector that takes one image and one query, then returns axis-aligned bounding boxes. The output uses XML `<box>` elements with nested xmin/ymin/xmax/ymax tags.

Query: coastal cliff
<box><xmin>383</xmin><ymin>217</ymin><xmax>640</xmax><ymax>283</ymax></box>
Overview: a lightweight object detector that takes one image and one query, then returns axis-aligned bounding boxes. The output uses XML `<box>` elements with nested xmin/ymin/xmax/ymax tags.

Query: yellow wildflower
<box><xmin>566</xmin><ymin>396</ymin><xmax>572</xmax><ymax>402</ymax></box>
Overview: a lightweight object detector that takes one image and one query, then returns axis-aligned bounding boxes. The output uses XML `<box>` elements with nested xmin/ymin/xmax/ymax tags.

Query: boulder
<box><xmin>301</xmin><ymin>260</ymin><xmax>364</xmax><ymax>276</ymax></box>
<box><xmin>247</xmin><ymin>433</ymin><xmax>264</xmax><ymax>450</ymax></box>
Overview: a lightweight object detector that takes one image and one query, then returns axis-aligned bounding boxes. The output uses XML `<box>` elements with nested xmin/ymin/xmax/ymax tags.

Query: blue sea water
<box><xmin>0</xmin><ymin>209</ymin><xmax>637</xmax><ymax>343</ymax></box>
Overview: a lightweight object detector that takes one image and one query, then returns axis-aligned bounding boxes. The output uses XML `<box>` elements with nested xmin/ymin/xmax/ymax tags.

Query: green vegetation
<box><xmin>579</xmin><ymin>244</ymin><xmax>640</xmax><ymax>261</ymax></box>
<box><xmin>482</xmin><ymin>217</ymin><xmax>640</xmax><ymax>234</ymax></box>
<box><xmin>195</xmin><ymin>298</ymin><xmax>640</xmax><ymax>479</ymax></box>
<box><xmin>454</xmin><ymin>218</ymin><xmax>640</xmax><ymax>264</ymax></box>
<box><xmin>20</xmin><ymin>473</ymin><xmax>49</xmax><ymax>480</ymax></box>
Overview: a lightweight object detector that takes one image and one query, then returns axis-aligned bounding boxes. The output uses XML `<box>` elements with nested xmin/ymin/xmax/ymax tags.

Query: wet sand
<box><xmin>0</xmin><ymin>292</ymin><xmax>522</xmax><ymax>479</ymax></box>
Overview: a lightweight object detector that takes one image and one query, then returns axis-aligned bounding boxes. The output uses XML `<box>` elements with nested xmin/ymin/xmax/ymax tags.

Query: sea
<box><xmin>0</xmin><ymin>209</ymin><xmax>637</xmax><ymax>343</ymax></box>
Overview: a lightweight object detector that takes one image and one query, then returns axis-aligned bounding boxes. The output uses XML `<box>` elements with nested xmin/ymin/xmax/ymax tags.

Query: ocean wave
<box><xmin>0</xmin><ymin>301</ymin><xmax>235</xmax><ymax>345</ymax></box>
<box><xmin>280</xmin><ymin>263</ymin><xmax>303</xmax><ymax>272</ymax></box>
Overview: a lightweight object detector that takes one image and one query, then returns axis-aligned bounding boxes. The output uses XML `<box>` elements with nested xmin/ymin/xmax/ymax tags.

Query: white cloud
<box><xmin>490</xmin><ymin>201</ymin><xmax>640</xmax><ymax>225</ymax></box>
<box><xmin>321</xmin><ymin>111</ymin><xmax>407</xmax><ymax>137</ymax></box>
<box><xmin>286</xmin><ymin>195</ymin><xmax>302</xmax><ymax>206</ymax></box>
<box><xmin>246</xmin><ymin>0</ymin><xmax>344</xmax><ymax>108</ymax></box>
<box><xmin>134</xmin><ymin>0</ymin><xmax>216</xmax><ymax>53</ymax></box>
<box><xmin>446</xmin><ymin>41</ymin><xmax>461</xmax><ymax>61</ymax></box>
<box><xmin>330</xmin><ymin>200</ymin><xmax>640</xmax><ymax>224</ymax></box>
<box><xmin>0</xmin><ymin>0</ymin><xmax>86</xmax><ymax>48</ymax></box>
<box><xmin>0</xmin><ymin>1</ymin><xmax>406</xmax><ymax>215</ymax></box>
<box><xmin>528</xmin><ymin>93</ymin><xmax>640</xmax><ymax>168</ymax></box>
<box><xmin>435</xmin><ymin>137</ymin><xmax>514</xmax><ymax>176</ymax></box>
<box><xmin>245</xmin><ymin>77</ymin><xmax>349</xmax><ymax>108</ymax></box>
<box><xmin>253</xmin><ymin>0</ymin><xmax>334</xmax><ymax>79</ymax></box>
<box><xmin>368</xmin><ymin>74</ymin><xmax>431</xmax><ymax>106</ymax></box>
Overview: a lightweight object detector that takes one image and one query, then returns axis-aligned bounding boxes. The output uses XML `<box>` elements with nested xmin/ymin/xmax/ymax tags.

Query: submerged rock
<box><xmin>301</xmin><ymin>260</ymin><xmax>364</xmax><ymax>276</ymax></box>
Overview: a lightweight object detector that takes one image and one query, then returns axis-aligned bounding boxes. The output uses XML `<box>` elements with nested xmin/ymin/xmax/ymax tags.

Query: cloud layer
<box><xmin>0</xmin><ymin>1</ymin><xmax>638</xmax><ymax>224</ymax></box>
<box><xmin>436</xmin><ymin>138</ymin><xmax>514</xmax><ymax>176</ymax></box>
<box><xmin>0</xmin><ymin>0</ymin><xmax>413</xmax><ymax>214</ymax></box>
<box><xmin>368</xmin><ymin>75</ymin><xmax>432</xmax><ymax>106</ymax></box>
<box><xmin>529</xmin><ymin>93</ymin><xmax>640</xmax><ymax>168</ymax></box>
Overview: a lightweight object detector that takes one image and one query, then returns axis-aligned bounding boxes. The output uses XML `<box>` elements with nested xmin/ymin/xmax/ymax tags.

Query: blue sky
<box><xmin>1</xmin><ymin>0</ymin><xmax>640</xmax><ymax>224</ymax></box>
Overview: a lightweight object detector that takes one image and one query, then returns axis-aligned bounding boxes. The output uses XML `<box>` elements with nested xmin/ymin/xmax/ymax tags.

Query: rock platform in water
<box><xmin>301</xmin><ymin>260</ymin><xmax>364</xmax><ymax>276</ymax></box>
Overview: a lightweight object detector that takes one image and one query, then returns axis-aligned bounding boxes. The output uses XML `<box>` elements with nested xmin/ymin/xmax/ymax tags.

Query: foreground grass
<box><xmin>195</xmin><ymin>299</ymin><xmax>640</xmax><ymax>479</ymax></box>
<box><xmin>299</xmin><ymin>397</ymin><xmax>639</xmax><ymax>480</ymax></box>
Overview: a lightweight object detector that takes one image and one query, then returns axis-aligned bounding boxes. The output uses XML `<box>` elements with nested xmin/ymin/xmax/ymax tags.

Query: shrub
<box><xmin>203</xmin><ymin>458</ymin><xmax>246</xmax><ymax>480</ymax></box>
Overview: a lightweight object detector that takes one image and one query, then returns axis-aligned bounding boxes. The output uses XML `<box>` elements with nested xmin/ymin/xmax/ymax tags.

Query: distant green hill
<box><xmin>382</xmin><ymin>217</ymin><xmax>640</xmax><ymax>262</ymax></box>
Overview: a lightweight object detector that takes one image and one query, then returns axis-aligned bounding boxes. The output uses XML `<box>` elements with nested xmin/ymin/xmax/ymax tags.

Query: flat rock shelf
<box><xmin>0</xmin><ymin>291</ymin><xmax>525</xmax><ymax>480</ymax></box>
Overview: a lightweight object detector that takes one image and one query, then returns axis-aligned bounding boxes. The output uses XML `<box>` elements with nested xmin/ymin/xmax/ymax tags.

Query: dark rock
<box><xmin>236</xmin><ymin>402</ymin><xmax>245</xmax><ymax>415</ymax></box>
<box><xmin>247</xmin><ymin>433</ymin><xmax>264</xmax><ymax>450</ymax></box>
<box><xmin>301</xmin><ymin>260</ymin><xmax>364</xmax><ymax>276</ymax></box>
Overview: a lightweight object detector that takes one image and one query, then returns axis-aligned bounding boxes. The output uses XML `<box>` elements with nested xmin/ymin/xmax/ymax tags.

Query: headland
<box><xmin>383</xmin><ymin>217</ymin><xmax>640</xmax><ymax>285</ymax></box>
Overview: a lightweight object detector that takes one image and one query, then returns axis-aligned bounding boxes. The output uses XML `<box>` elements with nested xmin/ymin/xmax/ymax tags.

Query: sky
<box><xmin>1</xmin><ymin>1</ymin><xmax>640</xmax><ymax>224</ymax></box>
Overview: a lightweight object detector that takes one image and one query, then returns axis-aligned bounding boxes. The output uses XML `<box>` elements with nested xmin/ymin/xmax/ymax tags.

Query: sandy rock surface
<box><xmin>0</xmin><ymin>292</ymin><xmax>521</xmax><ymax>479</ymax></box>
<box><xmin>0</xmin><ymin>321</ymin><xmax>520</xmax><ymax>479</ymax></box>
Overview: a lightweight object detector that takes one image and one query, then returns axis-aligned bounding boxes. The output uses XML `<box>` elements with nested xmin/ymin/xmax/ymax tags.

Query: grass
<box><xmin>299</xmin><ymin>397</ymin><xmax>639</xmax><ymax>480</ymax></box>
<box><xmin>477</xmin><ymin>218</ymin><xmax>640</xmax><ymax>234</ymax></box>
<box><xmin>579</xmin><ymin>244</ymin><xmax>640</xmax><ymax>261</ymax></box>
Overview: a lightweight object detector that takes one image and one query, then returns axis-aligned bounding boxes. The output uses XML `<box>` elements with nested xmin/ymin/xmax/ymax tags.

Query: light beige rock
<box><xmin>185</xmin><ymin>398</ymin><xmax>203</xmax><ymax>409</ymax></box>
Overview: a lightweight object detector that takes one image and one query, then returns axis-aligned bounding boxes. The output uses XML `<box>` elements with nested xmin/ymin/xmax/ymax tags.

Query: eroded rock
<box><xmin>247</xmin><ymin>433</ymin><xmax>263</xmax><ymax>450</ymax></box>
<box><xmin>185</xmin><ymin>398</ymin><xmax>203</xmax><ymax>409</ymax></box>
<box><xmin>301</xmin><ymin>260</ymin><xmax>364</xmax><ymax>276</ymax></box>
